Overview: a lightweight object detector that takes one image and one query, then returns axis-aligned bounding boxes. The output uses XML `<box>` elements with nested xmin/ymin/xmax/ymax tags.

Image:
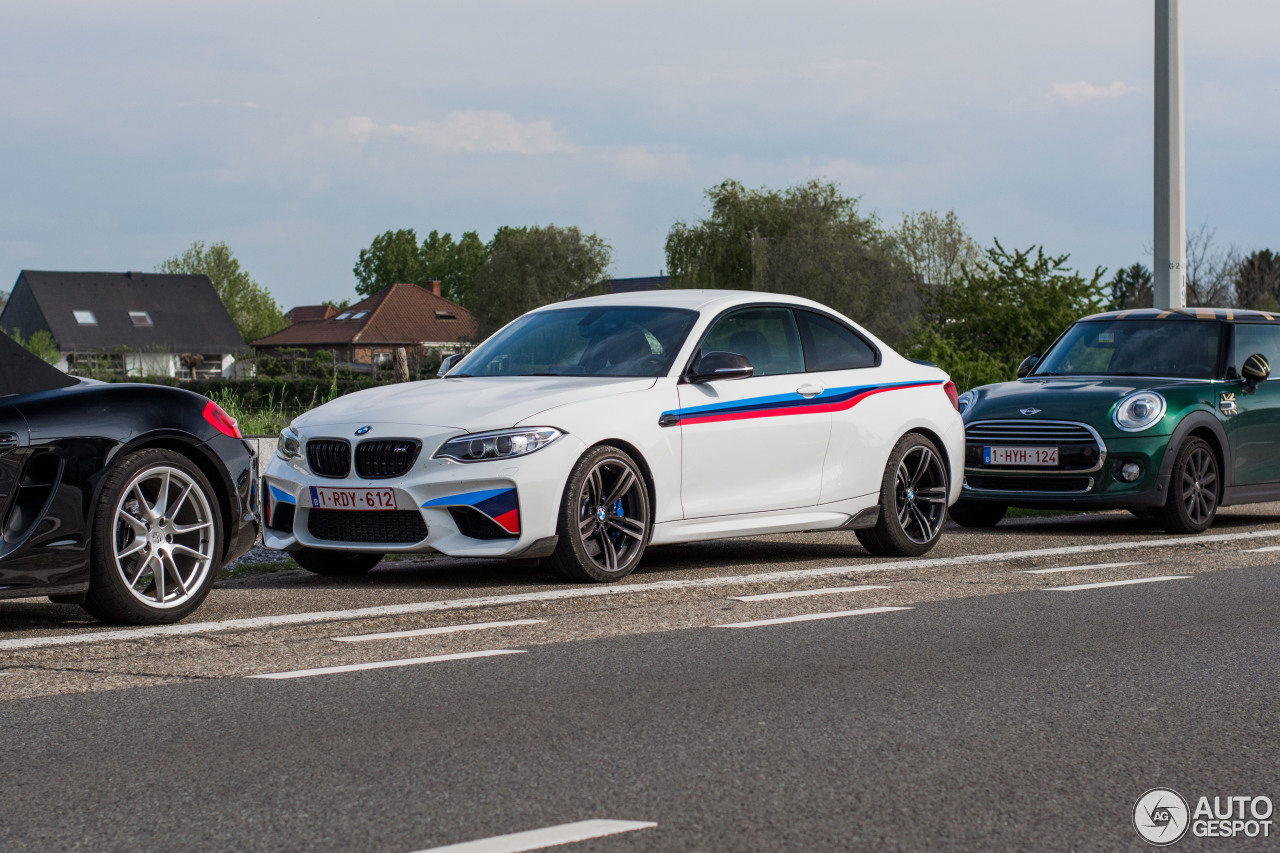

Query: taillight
<box><xmin>203</xmin><ymin>399</ymin><xmax>242</xmax><ymax>438</ymax></box>
<box><xmin>943</xmin><ymin>381</ymin><xmax>959</xmax><ymax>412</ymax></box>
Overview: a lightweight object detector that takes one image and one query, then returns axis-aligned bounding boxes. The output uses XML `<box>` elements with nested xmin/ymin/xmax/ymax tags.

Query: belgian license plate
<box><xmin>309</xmin><ymin>486</ymin><xmax>398</xmax><ymax>511</ymax></box>
<box><xmin>984</xmin><ymin>446</ymin><xmax>1059</xmax><ymax>466</ymax></box>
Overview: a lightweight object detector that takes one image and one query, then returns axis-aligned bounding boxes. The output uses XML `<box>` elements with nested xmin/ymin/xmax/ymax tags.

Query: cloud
<box><xmin>340</xmin><ymin>111</ymin><xmax>573</xmax><ymax>156</ymax></box>
<box><xmin>1051</xmin><ymin>81</ymin><xmax>1140</xmax><ymax>103</ymax></box>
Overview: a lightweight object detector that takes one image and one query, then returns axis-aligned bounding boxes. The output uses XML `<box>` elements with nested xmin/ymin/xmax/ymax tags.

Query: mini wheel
<box><xmin>548</xmin><ymin>445</ymin><xmax>651</xmax><ymax>582</ymax></box>
<box><xmin>1156</xmin><ymin>437</ymin><xmax>1219</xmax><ymax>533</ymax></box>
<box><xmin>857</xmin><ymin>433</ymin><xmax>949</xmax><ymax>557</ymax></box>
<box><xmin>293</xmin><ymin>548</ymin><xmax>384</xmax><ymax>575</ymax></box>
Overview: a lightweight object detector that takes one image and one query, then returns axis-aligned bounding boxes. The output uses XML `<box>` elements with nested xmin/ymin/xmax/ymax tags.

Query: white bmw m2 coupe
<box><xmin>262</xmin><ymin>290</ymin><xmax>965</xmax><ymax>581</ymax></box>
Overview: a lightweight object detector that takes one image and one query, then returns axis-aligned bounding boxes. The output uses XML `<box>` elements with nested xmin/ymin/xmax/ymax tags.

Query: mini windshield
<box><xmin>453</xmin><ymin>306</ymin><xmax>699</xmax><ymax>378</ymax></box>
<box><xmin>1033</xmin><ymin>319</ymin><xmax>1222</xmax><ymax>380</ymax></box>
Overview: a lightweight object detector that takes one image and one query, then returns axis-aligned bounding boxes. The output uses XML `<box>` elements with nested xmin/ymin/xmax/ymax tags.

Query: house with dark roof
<box><xmin>1</xmin><ymin>270</ymin><xmax>248</xmax><ymax>378</ymax></box>
<box><xmin>252</xmin><ymin>281</ymin><xmax>480</xmax><ymax>368</ymax></box>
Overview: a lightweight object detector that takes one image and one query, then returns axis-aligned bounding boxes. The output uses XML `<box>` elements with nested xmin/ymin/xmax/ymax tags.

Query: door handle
<box><xmin>796</xmin><ymin>384</ymin><xmax>824</xmax><ymax>398</ymax></box>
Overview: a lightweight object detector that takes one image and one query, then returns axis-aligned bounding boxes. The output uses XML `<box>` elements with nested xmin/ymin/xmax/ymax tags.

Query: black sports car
<box><xmin>1</xmin><ymin>334</ymin><xmax>258</xmax><ymax>624</ymax></box>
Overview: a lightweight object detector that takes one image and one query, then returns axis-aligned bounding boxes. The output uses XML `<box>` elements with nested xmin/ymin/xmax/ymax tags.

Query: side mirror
<box><xmin>688</xmin><ymin>351</ymin><xmax>754</xmax><ymax>383</ymax></box>
<box><xmin>437</xmin><ymin>353</ymin><xmax>464</xmax><ymax>377</ymax></box>
<box><xmin>1016</xmin><ymin>354</ymin><xmax>1040</xmax><ymax>379</ymax></box>
<box><xmin>1242</xmin><ymin>353</ymin><xmax>1271</xmax><ymax>395</ymax></box>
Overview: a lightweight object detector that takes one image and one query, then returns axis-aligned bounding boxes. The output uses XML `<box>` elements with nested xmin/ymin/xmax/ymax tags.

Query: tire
<box><xmin>856</xmin><ymin>433</ymin><xmax>949</xmax><ymax>557</ymax></box>
<box><xmin>949</xmin><ymin>500</ymin><xmax>1007</xmax><ymax>528</ymax></box>
<box><xmin>292</xmin><ymin>548</ymin><xmax>384</xmax><ymax>576</ymax></box>
<box><xmin>82</xmin><ymin>448</ymin><xmax>223</xmax><ymax>625</ymax></box>
<box><xmin>1156</xmin><ymin>436</ymin><xmax>1219</xmax><ymax>534</ymax></box>
<box><xmin>547</xmin><ymin>445</ymin><xmax>651</xmax><ymax>582</ymax></box>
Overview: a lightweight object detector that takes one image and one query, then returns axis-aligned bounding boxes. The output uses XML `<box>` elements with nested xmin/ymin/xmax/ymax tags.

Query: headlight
<box><xmin>277</xmin><ymin>427</ymin><xmax>301</xmax><ymax>460</ymax></box>
<box><xmin>433</xmin><ymin>427</ymin><xmax>563</xmax><ymax>463</ymax></box>
<box><xmin>957</xmin><ymin>390</ymin><xmax>976</xmax><ymax>417</ymax></box>
<box><xmin>1112</xmin><ymin>392</ymin><xmax>1167</xmax><ymax>432</ymax></box>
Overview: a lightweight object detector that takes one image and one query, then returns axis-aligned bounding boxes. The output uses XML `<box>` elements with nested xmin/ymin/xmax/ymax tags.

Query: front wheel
<box><xmin>292</xmin><ymin>548</ymin><xmax>384</xmax><ymax>575</ymax></box>
<box><xmin>548</xmin><ymin>445</ymin><xmax>651</xmax><ymax>582</ymax></box>
<box><xmin>1156</xmin><ymin>437</ymin><xmax>1219</xmax><ymax>534</ymax></box>
<box><xmin>857</xmin><ymin>433</ymin><xmax>949</xmax><ymax>557</ymax></box>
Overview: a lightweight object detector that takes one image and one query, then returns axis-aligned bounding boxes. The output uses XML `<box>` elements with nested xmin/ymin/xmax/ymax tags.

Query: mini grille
<box><xmin>306</xmin><ymin>439</ymin><xmax>351</xmax><ymax>478</ymax></box>
<box><xmin>965</xmin><ymin>420</ymin><xmax>1097</xmax><ymax>444</ymax></box>
<box><xmin>355</xmin><ymin>439</ymin><xmax>421</xmax><ymax>479</ymax></box>
<box><xmin>307</xmin><ymin>509</ymin><xmax>428</xmax><ymax>543</ymax></box>
<box><xmin>966</xmin><ymin>475</ymin><xmax>1092</xmax><ymax>493</ymax></box>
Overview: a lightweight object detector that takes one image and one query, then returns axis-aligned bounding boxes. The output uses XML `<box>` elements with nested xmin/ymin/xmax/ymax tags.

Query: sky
<box><xmin>2</xmin><ymin>1</ymin><xmax>1277</xmax><ymax>311</ymax></box>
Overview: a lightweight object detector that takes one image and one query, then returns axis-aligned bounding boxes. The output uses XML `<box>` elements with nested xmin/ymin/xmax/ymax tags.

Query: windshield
<box><xmin>1033</xmin><ymin>319</ymin><xmax>1223</xmax><ymax>379</ymax></box>
<box><xmin>453</xmin><ymin>306</ymin><xmax>699</xmax><ymax>378</ymax></box>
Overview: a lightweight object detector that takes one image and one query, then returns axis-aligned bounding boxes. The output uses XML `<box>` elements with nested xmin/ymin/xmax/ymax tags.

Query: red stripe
<box><xmin>680</xmin><ymin>382</ymin><xmax>936</xmax><ymax>426</ymax></box>
<box><xmin>492</xmin><ymin>508</ymin><xmax>521</xmax><ymax>534</ymax></box>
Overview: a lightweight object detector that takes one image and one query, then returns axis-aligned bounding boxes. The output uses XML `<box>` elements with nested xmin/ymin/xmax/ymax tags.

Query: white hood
<box><xmin>294</xmin><ymin>376</ymin><xmax>658</xmax><ymax>433</ymax></box>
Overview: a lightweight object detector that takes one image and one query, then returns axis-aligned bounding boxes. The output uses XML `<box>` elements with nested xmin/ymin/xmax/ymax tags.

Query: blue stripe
<box><xmin>422</xmin><ymin>488</ymin><xmax>511</xmax><ymax>508</ymax></box>
<box><xmin>268</xmin><ymin>484</ymin><xmax>296</xmax><ymax>505</ymax></box>
<box><xmin>662</xmin><ymin>380</ymin><xmax>939</xmax><ymax>421</ymax></box>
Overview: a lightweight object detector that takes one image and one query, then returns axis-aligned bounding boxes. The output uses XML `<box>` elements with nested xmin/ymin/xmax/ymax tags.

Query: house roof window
<box><xmin>73</xmin><ymin>310</ymin><xmax>97</xmax><ymax>325</ymax></box>
<box><xmin>334</xmin><ymin>312</ymin><xmax>353</xmax><ymax>320</ymax></box>
<box><xmin>352</xmin><ymin>311</ymin><xmax>368</xmax><ymax>319</ymax></box>
<box><xmin>129</xmin><ymin>311</ymin><xmax>153</xmax><ymax>327</ymax></box>
<box><xmin>435</xmin><ymin>311</ymin><xmax>457</xmax><ymax>320</ymax></box>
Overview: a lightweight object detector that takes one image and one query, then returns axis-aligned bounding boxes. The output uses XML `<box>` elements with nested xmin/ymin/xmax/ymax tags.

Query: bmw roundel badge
<box><xmin>355</xmin><ymin>426</ymin><xmax>372</xmax><ymax>436</ymax></box>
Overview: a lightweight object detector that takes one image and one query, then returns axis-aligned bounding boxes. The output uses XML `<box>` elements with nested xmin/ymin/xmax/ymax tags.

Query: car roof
<box><xmin>531</xmin><ymin>289</ymin><xmax>837</xmax><ymax>315</ymax></box>
<box><xmin>1081</xmin><ymin>307</ymin><xmax>1280</xmax><ymax>323</ymax></box>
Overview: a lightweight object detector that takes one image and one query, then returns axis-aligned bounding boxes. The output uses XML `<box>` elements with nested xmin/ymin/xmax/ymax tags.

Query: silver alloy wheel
<box><xmin>112</xmin><ymin>465</ymin><xmax>216</xmax><ymax>609</ymax></box>
<box><xmin>894</xmin><ymin>445</ymin><xmax>948</xmax><ymax>545</ymax></box>
<box><xmin>574</xmin><ymin>457</ymin><xmax>648</xmax><ymax>573</ymax></box>
<box><xmin>1180</xmin><ymin>445</ymin><xmax>1218</xmax><ymax>524</ymax></box>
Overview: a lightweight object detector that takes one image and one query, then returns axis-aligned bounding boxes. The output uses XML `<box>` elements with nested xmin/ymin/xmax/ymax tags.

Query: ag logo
<box><xmin>1220</xmin><ymin>392</ymin><xmax>1238</xmax><ymax>416</ymax></box>
<box><xmin>1020</xmin><ymin>408</ymin><xmax>1041</xmax><ymax>416</ymax></box>
<box><xmin>1134</xmin><ymin>788</ymin><xmax>1190</xmax><ymax>845</ymax></box>
<box><xmin>354</xmin><ymin>426</ymin><xmax>372</xmax><ymax>436</ymax></box>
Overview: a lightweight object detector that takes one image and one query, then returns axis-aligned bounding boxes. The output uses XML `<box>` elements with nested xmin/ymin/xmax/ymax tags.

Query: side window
<box><xmin>795</xmin><ymin>310</ymin><xmax>878</xmax><ymax>371</ymax></box>
<box><xmin>1234</xmin><ymin>324</ymin><xmax>1280</xmax><ymax>380</ymax></box>
<box><xmin>699</xmin><ymin>307</ymin><xmax>805</xmax><ymax>377</ymax></box>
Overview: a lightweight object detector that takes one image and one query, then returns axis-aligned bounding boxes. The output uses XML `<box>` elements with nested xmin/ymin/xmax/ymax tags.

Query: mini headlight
<box><xmin>957</xmin><ymin>390</ymin><xmax>976</xmax><ymax>417</ymax></box>
<box><xmin>1112</xmin><ymin>391</ymin><xmax>1167</xmax><ymax>432</ymax></box>
<box><xmin>277</xmin><ymin>427</ymin><xmax>302</xmax><ymax>460</ymax></box>
<box><xmin>434</xmin><ymin>427</ymin><xmax>562</xmax><ymax>463</ymax></box>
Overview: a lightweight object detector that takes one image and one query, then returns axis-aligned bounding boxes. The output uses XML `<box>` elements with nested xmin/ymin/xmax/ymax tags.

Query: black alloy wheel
<box><xmin>857</xmin><ymin>433</ymin><xmax>949</xmax><ymax>557</ymax></box>
<box><xmin>1157</xmin><ymin>436</ymin><xmax>1219</xmax><ymax>534</ymax></box>
<box><xmin>549</xmin><ymin>445</ymin><xmax>651</xmax><ymax>582</ymax></box>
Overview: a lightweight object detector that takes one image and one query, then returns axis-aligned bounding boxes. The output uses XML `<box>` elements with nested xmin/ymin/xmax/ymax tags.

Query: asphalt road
<box><xmin>2</xmin><ymin>508</ymin><xmax>1280</xmax><ymax>851</ymax></box>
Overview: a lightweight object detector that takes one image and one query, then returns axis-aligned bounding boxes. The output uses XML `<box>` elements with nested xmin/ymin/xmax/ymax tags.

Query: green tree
<box><xmin>665</xmin><ymin>179</ymin><xmax>919</xmax><ymax>345</ymax></box>
<box><xmin>158</xmin><ymin>241</ymin><xmax>286</xmax><ymax>343</ymax></box>
<box><xmin>354</xmin><ymin>228</ymin><xmax>489</xmax><ymax>305</ymax></box>
<box><xmin>1107</xmin><ymin>263</ymin><xmax>1153</xmax><ymax>310</ymax></box>
<box><xmin>422</xmin><ymin>229</ymin><xmax>488</xmax><ymax>306</ymax></box>
<box><xmin>4</xmin><ymin>328</ymin><xmax>60</xmax><ymax>364</ymax></box>
<box><xmin>353</xmin><ymin>229</ymin><xmax>426</xmax><ymax>297</ymax></box>
<box><xmin>911</xmin><ymin>241</ymin><xmax>1106</xmax><ymax>389</ymax></box>
<box><xmin>469</xmin><ymin>225</ymin><xmax>612</xmax><ymax>333</ymax></box>
<box><xmin>1233</xmin><ymin>249</ymin><xmax>1280</xmax><ymax>312</ymax></box>
<box><xmin>893</xmin><ymin>209</ymin><xmax>985</xmax><ymax>290</ymax></box>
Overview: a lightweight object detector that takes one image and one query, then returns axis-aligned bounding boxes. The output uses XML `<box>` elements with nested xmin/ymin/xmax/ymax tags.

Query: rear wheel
<box><xmin>1156</xmin><ymin>437</ymin><xmax>1219</xmax><ymax>534</ymax></box>
<box><xmin>857</xmin><ymin>434</ymin><xmax>949</xmax><ymax>557</ymax></box>
<box><xmin>83</xmin><ymin>449</ymin><xmax>222</xmax><ymax>625</ymax></box>
<box><xmin>949</xmin><ymin>500</ymin><xmax>1007</xmax><ymax>528</ymax></box>
<box><xmin>548</xmin><ymin>445</ymin><xmax>651</xmax><ymax>582</ymax></box>
<box><xmin>293</xmin><ymin>548</ymin><xmax>384</xmax><ymax>576</ymax></box>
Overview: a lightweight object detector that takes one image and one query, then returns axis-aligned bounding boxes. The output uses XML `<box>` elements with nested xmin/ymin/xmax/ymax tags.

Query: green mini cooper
<box><xmin>951</xmin><ymin>307</ymin><xmax>1278</xmax><ymax>533</ymax></box>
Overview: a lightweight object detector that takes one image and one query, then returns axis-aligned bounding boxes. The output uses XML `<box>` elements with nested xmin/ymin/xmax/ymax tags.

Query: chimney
<box><xmin>428</xmin><ymin>280</ymin><xmax>442</xmax><ymax>297</ymax></box>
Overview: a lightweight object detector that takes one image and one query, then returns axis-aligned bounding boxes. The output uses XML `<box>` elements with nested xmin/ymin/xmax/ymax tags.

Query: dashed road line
<box><xmin>729</xmin><ymin>584</ymin><xmax>889</xmax><ymax>602</ymax></box>
<box><xmin>716</xmin><ymin>606</ymin><xmax>912</xmax><ymax>628</ymax></box>
<box><xmin>1240</xmin><ymin>545</ymin><xmax>1280</xmax><ymax>553</ymax></box>
<box><xmin>1045</xmin><ymin>575</ymin><xmax>1191</xmax><ymax>592</ymax></box>
<box><xmin>408</xmin><ymin>819</ymin><xmax>657</xmax><ymax>853</ymax></box>
<box><xmin>5</xmin><ymin>526</ymin><xmax>1278</xmax><ymax>651</ymax></box>
<box><xmin>246</xmin><ymin>649</ymin><xmax>526</xmax><ymax>680</ymax></box>
<box><xmin>333</xmin><ymin>619</ymin><xmax>546</xmax><ymax>643</ymax></box>
<box><xmin>1021</xmin><ymin>561</ymin><xmax>1145</xmax><ymax>575</ymax></box>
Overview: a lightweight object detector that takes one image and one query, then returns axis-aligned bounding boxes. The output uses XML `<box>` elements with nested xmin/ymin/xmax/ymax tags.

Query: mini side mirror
<box><xmin>1016</xmin><ymin>354</ymin><xmax>1040</xmax><ymax>379</ymax></box>
<box><xmin>437</xmin><ymin>353</ymin><xmax>464</xmax><ymax>377</ymax></box>
<box><xmin>688</xmin><ymin>351</ymin><xmax>754</xmax><ymax>383</ymax></box>
<box><xmin>1242</xmin><ymin>352</ymin><xmax>1271</xmax><ymax>395</ymax></box>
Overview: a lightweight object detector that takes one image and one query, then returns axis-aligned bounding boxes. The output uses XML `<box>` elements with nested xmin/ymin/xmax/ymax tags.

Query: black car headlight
<box><xmin>434</xmin><ymin>427</ymin><xmax>563</xmax><ymax>463</ymax></box>
<box><xmin>277</xmin><ymin>426</ymin><xmax>302</xmax><ymax>460</ymax></box>
<box><xmin>1112</xmin><ymin>392</ymin><xmax>1167</xmax><ymax>432</ymax></box>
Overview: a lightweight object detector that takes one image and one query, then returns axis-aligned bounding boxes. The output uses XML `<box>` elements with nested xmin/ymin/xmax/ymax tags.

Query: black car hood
<box><xmin>965</xmin><ymin>375</ymin><xmax>1205</xmax><ymax>422</ymax></box>
<box><xmin>0</xmin><ymin>333</ymin><xmax>79</xmax><ymax>398</ymax></box>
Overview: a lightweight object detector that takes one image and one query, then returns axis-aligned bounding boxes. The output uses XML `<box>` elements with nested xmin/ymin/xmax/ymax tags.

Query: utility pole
<box><xmin>1153</xmin><ymin>0</ymin><xmax>1186</xmax><ymax>309</ymax></box>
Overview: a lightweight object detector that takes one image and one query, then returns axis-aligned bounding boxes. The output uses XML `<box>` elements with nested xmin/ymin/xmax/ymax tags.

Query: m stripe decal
<box><xmin>664</xmin><ymin>380</ymin><xmax>943</xmax><ymax>426</ymax></box>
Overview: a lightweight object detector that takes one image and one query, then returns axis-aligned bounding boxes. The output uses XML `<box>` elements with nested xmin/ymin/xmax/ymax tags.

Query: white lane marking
<box><xmin>1022</xmin><ymin>561</ymin><xmax>1145</xmax><ymax>575</ymax></box>
<box><xmin>1240</xmin><ymin>545</ymin><xmax>1280</xmax><ymax>553</ymax></box>
<box><xmin>1046</xmin><ymin>575</ymin><xmax>1191</xmax><ymax>592</ymax></box>
<box><xmin>333</xmin><ymin>619</ymin><xmax>546</xmax><ymax>643</ymax></box>
<box><xmin>409</xmin><ymin>819</ymin><xmax>657</xmax><ymax>853</ymax></box>
<box><xmin>729</xmin><ymin>584</ymin><xmax>889</xmax><ymax>602</ymax></box>
<box><xmin>247</xmin><ymin>649</ymin><xmax>525</xmax><ymax>680</ymax></box>
<box><xmin>5</xmin><ymin>526</ymin><xmax>1278</xmax><ymax>650</ymax></box>
<box><xmin>717</xmin><ymin>606</ymin><xmax>912</xmax><ymax>628</ymax></box>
